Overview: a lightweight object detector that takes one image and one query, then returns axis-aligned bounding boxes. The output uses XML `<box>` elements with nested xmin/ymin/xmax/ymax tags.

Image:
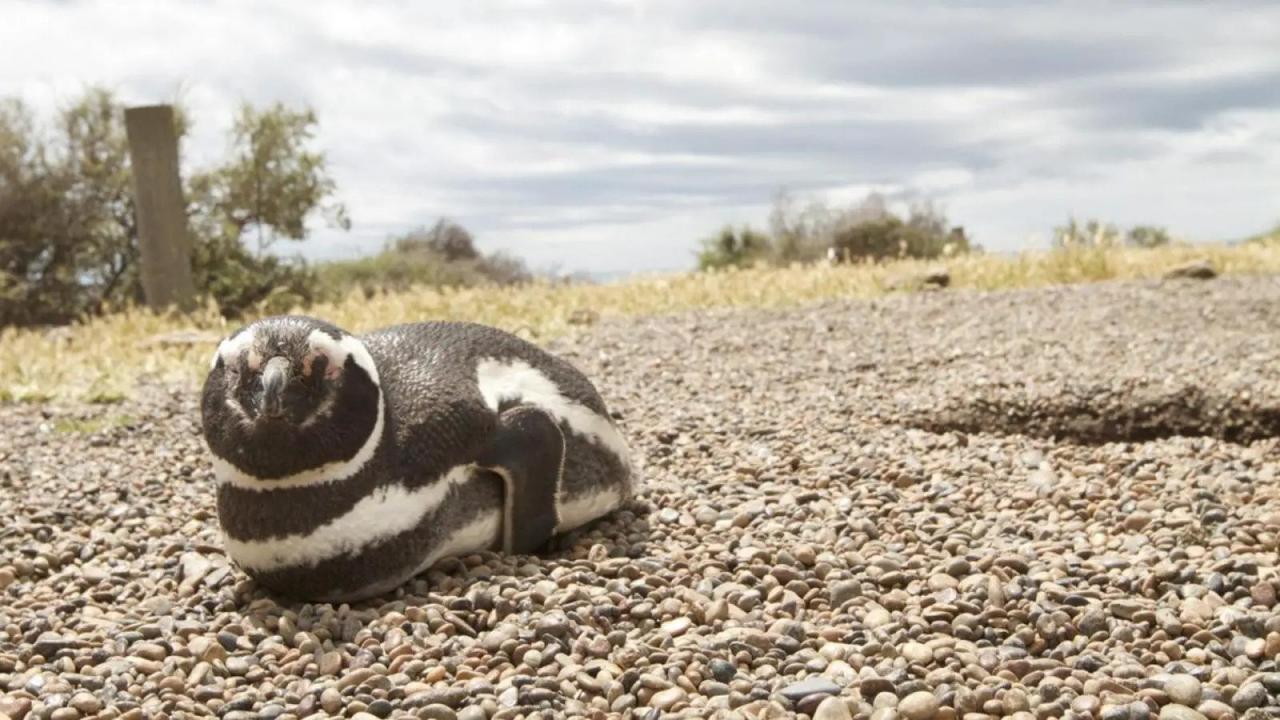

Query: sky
<box><xmin>3</xmin><ymin>0</ymin><xmax>1279</xmax><ymax>276</ymax></box>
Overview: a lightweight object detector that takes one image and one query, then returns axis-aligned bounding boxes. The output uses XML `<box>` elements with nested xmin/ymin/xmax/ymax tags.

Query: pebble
<box><xmin>710</xmin><ymin>659</ymin><xmax>737</xmax><ymax>683</ymax></box>
<box><xmin>650</xmin><ymin>687</ymin><xmax>688</xmax><ymax>710</ymax></box>
<box><xmin>1165</xmin><ymin>675</ymin><xmax>1202</xmax><ymax>707</ymax></box>
<box><xmin>898</xmin><ymin>691</ymin><xmax>940</xmax><ymax>720</ymax></box>
<box><xmin>780</xmin><ymin>677</ymin><xmax>843</xmax><ymax>702</ymax></box>
<box><xmin>815</xmin><ymin>696</ymin><xmax>854</xmax><ymax>720</ymax></box>
<box><xmin>1229</xmin><ymin>682</ymin><xmax>1267</xmax><ymax>712</ymax></box>
<box><xmin>1197</xmin><ymin>700</ymin><xmax>1232</xmax><ymax>720</ymax></box>
<box><xmin>830</xmin><ymin>580</ymin><xmax>860</xmax><ymax>607</ymax></box>
<box><xmin>1160</xmin><ymin>707</ymin><xmax>1208</xmax><ymax>720</ymax></box>
<box><xmin>900</xmin><ymin>642</ymin><xmax>932</xmax><ymax>665</ymax></box>
<box><xmin>318</xmin><ymin>650</ymin><xmax>342</xmax><ymax>675</ymax></box>
<box><xmin>320</xmin><ymin>688</ymin><xmax>342</xmax><ymax>714</ymax></box>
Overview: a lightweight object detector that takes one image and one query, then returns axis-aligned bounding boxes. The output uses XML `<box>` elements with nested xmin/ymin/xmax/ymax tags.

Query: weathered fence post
<box><xmin>124</xmin><ymin>104</ymin><xmax>196</xmax><ymax>312</ymax></box>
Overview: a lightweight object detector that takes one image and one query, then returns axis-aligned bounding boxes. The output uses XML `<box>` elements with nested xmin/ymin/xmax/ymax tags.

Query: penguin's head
<box><xmin>201</xmin><ymin>315</ymin><xmax>383</xmax><ymax>483</ymax></box>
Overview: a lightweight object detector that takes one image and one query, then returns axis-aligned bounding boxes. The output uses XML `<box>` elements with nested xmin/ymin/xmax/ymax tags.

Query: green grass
<box><xmin>3</xmin><ymin>241</ymin><xmax>1279</xmax><ymax>403</ymax></box>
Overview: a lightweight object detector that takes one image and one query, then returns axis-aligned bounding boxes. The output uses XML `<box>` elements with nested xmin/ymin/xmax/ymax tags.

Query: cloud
<box><xmin>2</xmin><ymin>0</ymin><xmax>1279</xmax><ymax>274</ymax></box>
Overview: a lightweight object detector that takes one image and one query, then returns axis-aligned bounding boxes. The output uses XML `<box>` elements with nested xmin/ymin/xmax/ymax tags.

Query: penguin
<box><xmin>200</xmin><ymin>315</ymin><xmax>636</xmax><ymax>602</ymax></box>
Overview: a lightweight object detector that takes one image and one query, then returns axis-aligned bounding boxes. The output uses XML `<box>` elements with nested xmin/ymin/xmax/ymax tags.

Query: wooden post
<box><xmin>124</xmin><ymin>104</ymin><xmax>196</xmax><ymax>312</ymax></box>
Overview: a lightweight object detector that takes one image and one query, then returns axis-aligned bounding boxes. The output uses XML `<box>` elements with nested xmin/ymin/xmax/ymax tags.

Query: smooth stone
<box><xmin>320</xmin><ymin>688</ymin><xmax>342</xmax><ymax>714</ymax></box>
<box><xmin>1159</xmin><ymin>706</ymin><xmax>1208</xmax><ymax>720</ymax></box>
<box><xmin>650</xmin><ymin>687</ymin><xmax>687</xmax><ymax>710</ymax></box>
<box><xmin>814</xmin><ymin>695</ymin><xmax>854</xmax><ymax>720</ymax></box>
<box><xmin>830</xmin><ymin>581</ymin><xmax>861</xmax><ymax>607</ymax></box>
<box><xmin>1197</xmin><ymin>700</ymin><xmax>1232</xmax><ymax>720</ymax></box>
<box><xmin>416</xmin><ymin>706</ymin><xmax>457</xmax><ymax>720</ymax></box>
<box><xmin>901</xmin><ymin>642</ymin><xmax>932</xmax><ymax>665</ymax></box>
<box><xmin>865</xmin><ymin>608</ymin><xmax>892</xmax><ymax>628</ymax></box>
<box><xmin>1229</xmin><ymin>682</ymin><xmax>1267</xmax><ymax>711</ymax></box>
<box><xmin>1165</xmin><ymin>676</ymin><xmax>1203</xmax><ymax>707</ymax></box>
<box><xmin>710</xmin><ymin>659</ymin><xmax>737</xmax><ymax>683</ymax></box>
<box><xmin>898</xmin><ymin>691</ymin><xmax>940</xmax><ymax>720</ymax></box>
<box><xmin>781</xmin><ymin>677</ymin><xmax>843</xmax><ymax>702</ymax></box>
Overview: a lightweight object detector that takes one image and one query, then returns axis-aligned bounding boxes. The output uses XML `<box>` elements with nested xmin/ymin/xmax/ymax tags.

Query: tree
<box><xmin>0</xmin><ymin>89</ymin><xmax>348</xmax><ymax>325</ymax></box>
<box><xmin>0</xmin><ymin>99</ymin><xmax>82</xmax><ymax>325</ymax></box>
<box><xmin>185</xmin><ymin>102</ymin><xmax>348</xmax><ymax>315</ymax></box>
<box><xmin>188</xmin><ymin>102</ymin><xmax>349</xmax><ymax>256</ymax></box>
<box><xmin>60</xmin><ymin>89</ymin><xmax>143</xmax><ymax>311</ymax></box>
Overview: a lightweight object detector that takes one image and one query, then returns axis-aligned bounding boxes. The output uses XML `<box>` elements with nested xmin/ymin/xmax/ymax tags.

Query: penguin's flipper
<box><xmin>477</xmin><ymin>405</ymin><xmax>565</xmax><ymax>555</ymax></box>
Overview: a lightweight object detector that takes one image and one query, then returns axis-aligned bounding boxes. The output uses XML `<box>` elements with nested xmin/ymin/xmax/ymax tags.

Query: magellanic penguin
<box><xmin>200</xmin><ymin>315</ymin><xmax>637</xmax><ymax>602</ymax></box>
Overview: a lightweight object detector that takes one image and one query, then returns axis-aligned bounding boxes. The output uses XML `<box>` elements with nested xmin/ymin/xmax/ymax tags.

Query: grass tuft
<box><xmin>52</xmin><ymin>414</ymin><xmax>137</xmax><ymax>434</ymax></box>
<box><xmin>3</xmin><ymin>242</ymin><xmax>1278</xmax><ymax>403</ymax></box>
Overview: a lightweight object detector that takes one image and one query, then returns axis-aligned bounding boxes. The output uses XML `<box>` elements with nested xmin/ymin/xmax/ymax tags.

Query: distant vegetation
<box><xmin>5</xmin><ymin>241</ymin><xmax>1279</xmax><ymax>404</ymax></box>
<box><xmin>1052</xmin><ymin>217</ymin><xmax>1172</xmax><ymax>249</ymax></box>
<box><xmin>316</xmin><ymin>219</ymin><xmax>531</xmax><ymax>300</ymax></box>
<box><xmin>696</xmin><ymin>190</ymin><xmax>975</xmax><ymax>271</ymax></box>
<box><xmin>0</xmin><ymin>86</ymin><xmax>1261</xmax><ymax>343</ymax></box>
<box><xmin>0</xmin><ymin>88</ymin><xmax>534</xmax><ymax>329</ymax></box>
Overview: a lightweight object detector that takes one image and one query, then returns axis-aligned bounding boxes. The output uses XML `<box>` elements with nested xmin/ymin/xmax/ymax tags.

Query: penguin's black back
<box><xmin>361</xmin><ymin>321</ymin><xmax>614</xmax><ymax>483</ymax></box>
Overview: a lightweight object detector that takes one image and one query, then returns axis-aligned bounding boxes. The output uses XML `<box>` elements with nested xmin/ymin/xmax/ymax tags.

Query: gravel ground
<box><xmin>2</xmin><ymin>275</ymin><xmax>1280</xmax><ymax>720</ymax></box>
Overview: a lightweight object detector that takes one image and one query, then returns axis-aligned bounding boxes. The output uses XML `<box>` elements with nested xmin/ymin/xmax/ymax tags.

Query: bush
<box><xmin>192</xmin><ymin>236</ymin><xmax>318</xmax><ymax>317</ymax></box>
<box><xmin>1126</xmin><ymin>225</ymin><xmax>1171</xmax><ymax>248</ymax></box>
<box><xmin>830</xmin><ymin>209</ymin><xmax>972</xmax><ymax>262</ymax></box>
<box><xmin>0</xmin><ymin>92</ymin><xmax>144</xmax><ymax>325</ymax></box>
<box><xmin>1053</xmin><ymin>217</ymin><xmax>1172</xmax><ymax>249</ymax></box>
<box><xmin>695</xmin><ymin>225</ymin><xmax>772</xmax><ymax>270</ymax></box>
<box><xmin>317</xmin><ymin>220</ymin><xmax>532</xmax><ymax>298</ymax></box>
<box><xmin>758</xmin><ymin>189</ymin><xmax>973</xmax><ymax>266</ymax></box>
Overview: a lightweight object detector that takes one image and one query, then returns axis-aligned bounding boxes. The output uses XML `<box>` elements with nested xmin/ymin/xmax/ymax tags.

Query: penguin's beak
<box><xmin>260</xmin><ymin>356</ymin><xmax>291</xmax><ymax>419</ymax></box>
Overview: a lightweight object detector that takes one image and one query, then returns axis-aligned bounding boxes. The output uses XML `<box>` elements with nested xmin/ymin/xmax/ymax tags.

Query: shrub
<box><xmin>1053</xmin><ymin>217</ymin><xmax>1172</xmax><ymax>249</ymax></box>
<box><xmin>695</xmin><ymin>225</ymin><xmax>772</xmax><ymax>270</ymax></box>
<box><xmin>1126</xmin><ymin>225</ymin><xmax>1171</xmax><ymax>248</ymax></box>
<box><xmin>759</xmin><ymin>189</ymin><xmax>973</xmax><ymax>266</ymax></box>
<box><xmin>191</xmin><ymin>236</ymin><xmax>318</xmax><ymax>317</ymax></box>
<box><xmin>317</xmin><ymin>221</ymin><xmax>532</xmax><ymax>298</ymax></box>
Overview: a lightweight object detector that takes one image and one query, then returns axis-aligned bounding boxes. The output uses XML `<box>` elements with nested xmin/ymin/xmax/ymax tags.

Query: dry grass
<box><xmin>4</xmin><ymin>241</ymin><xmax>1279</xmax><ymax>403</ymax></box>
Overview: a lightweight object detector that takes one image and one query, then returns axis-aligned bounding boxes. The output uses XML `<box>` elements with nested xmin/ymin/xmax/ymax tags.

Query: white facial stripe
<box><xmin>212</xmin><ymin>391</ymin><xmax>385</xmax><ymax>490</ymax></box>
<box><xmin>556</xmin><ymin>485</ymin><xmax>624</xmax><ymax>533</ymax></box>
<box><xmin>214</xmin><ymin>330</ymin><xmax>257</xmax><ymax>369</ymax></box>
<box><xmin>475</xmin><ymin>358</ymin><xmax>633</xmax><ymax>466</ymax></box>
<box><xmin>307</xmin><ymin>330</ymin><xmax>380</xmax><ymax>385</ymax></box>
<box><xmin>223</xmin><ymin>465</ymin><xmax>478</xmax><ymax>572</ymax></box>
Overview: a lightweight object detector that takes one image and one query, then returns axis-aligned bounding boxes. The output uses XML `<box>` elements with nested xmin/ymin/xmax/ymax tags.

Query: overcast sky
<box><xmin>4</xmin><ymin>1</ymin><xmax>1279</xmax><ymax>275</ymax></box>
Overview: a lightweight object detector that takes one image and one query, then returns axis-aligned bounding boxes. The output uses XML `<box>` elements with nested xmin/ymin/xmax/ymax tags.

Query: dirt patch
<box><xmin>905</xmin><ymin>385</ymin><xmax>1280</xmax><ymax>443</ymax></box>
